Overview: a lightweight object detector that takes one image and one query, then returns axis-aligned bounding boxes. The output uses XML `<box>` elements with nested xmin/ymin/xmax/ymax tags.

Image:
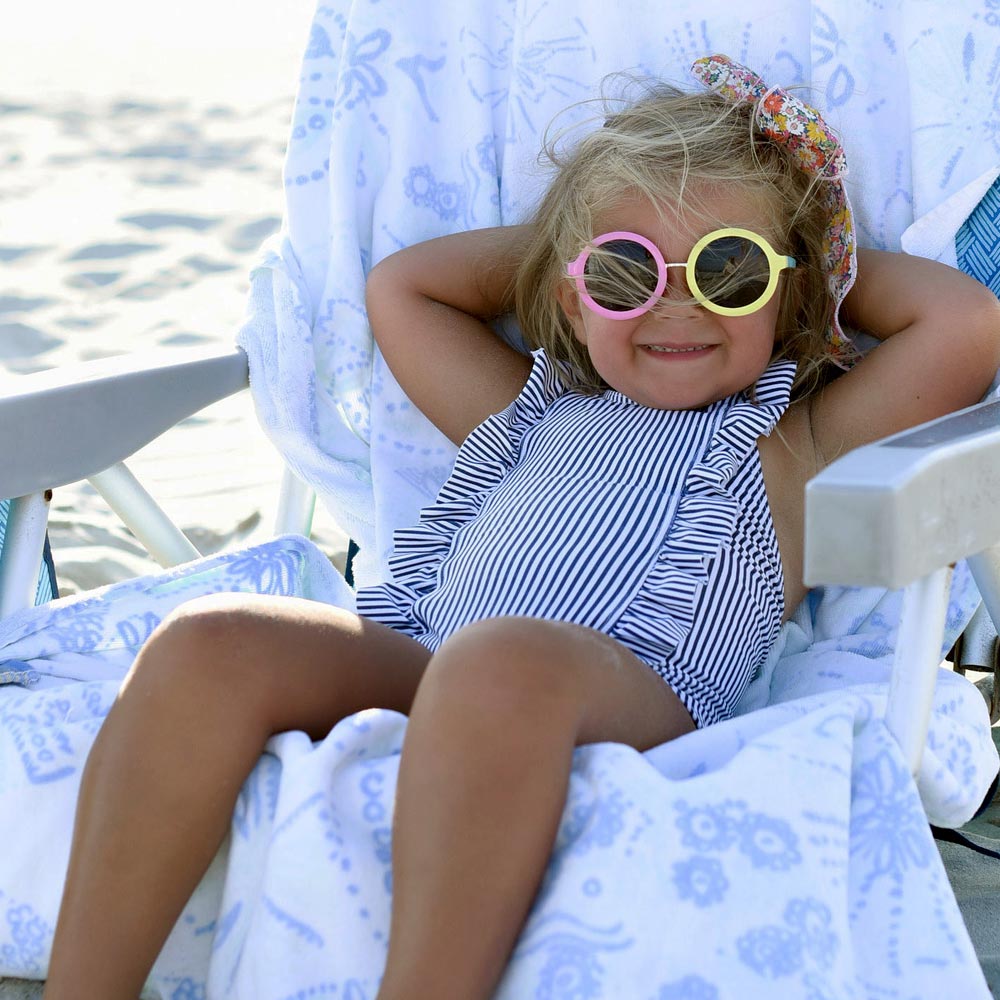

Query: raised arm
<box><xmin>808</xmin><ymin>248</ymin><xmax>1000</xmax><ymax>465</ymax></box>
<box><xmin>365</xmin><ymin>227</ymin><xmax>535</xmax><ymax>446</ymax></box>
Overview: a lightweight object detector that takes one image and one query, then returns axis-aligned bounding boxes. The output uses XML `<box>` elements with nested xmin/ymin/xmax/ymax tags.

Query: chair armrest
<box><xmin>804</xmin><ymin>398</ymin><xmax>1000</xmax><ymax>589</ymax></box>
<box><xmin>0</xmin><ymin>347</ymin><xmax>249</xmax><ymax>499</ymax></box>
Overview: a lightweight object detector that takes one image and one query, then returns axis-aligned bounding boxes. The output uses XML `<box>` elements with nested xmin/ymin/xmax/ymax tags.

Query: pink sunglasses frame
<box><xmin>567</xmin><ymin>231</ymin><xmax>667</xmax><ymax>321</ymax></box>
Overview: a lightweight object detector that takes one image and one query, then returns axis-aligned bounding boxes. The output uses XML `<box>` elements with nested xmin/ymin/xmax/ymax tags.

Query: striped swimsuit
<box><xmin>357</xmin><ymin>349</ymin><xmax>795</xmax><ymax>727</ymax></box>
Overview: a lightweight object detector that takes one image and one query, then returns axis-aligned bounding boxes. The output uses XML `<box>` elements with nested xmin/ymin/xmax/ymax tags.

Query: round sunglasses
<box><xmin>566</xmin><ymin>228</ymin><xmax>797</xmax><ymax>319</ymax></box>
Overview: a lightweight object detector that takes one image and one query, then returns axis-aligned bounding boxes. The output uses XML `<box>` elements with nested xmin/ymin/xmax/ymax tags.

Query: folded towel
<box><xmin>903</xmin><ymin>166</ymin><xmax>1000</xmax><ymax>266</ymax></box>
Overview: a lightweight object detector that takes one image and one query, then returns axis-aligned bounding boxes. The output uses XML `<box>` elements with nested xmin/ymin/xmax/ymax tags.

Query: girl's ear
<box><xmin>555</xmin><ymin>280</ymin><xmax>589</xmax><ymax>345</ymax></box>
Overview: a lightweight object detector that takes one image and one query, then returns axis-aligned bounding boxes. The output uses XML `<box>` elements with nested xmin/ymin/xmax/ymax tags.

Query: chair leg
<box><xmin>88</xmin><ymin>462</ymin><xmax>200</xmax><ymax>567</ymax></box>
<box><xmin>274</xmin><ymin>464</ymin><xmax>316</xmax><ymax>537</ymax></box>
<box><xmin>951</xmin><ymin>600</ymin><xmax>1000</xmax><ymax>724</ymax></box>
<box><xmin>978</xmin><ymin>654</ymin><xmax>1000</xmax><ymax>725</ymax></box>
<box><xmin>968</xmin><ymin>544</ymin><xmax>1000</xmax><ymax>639</ymax></box>
<box><xmin>885</xmin><ymin>566</ymin><xmax>952</xmax><ymax>776</ymax></box>
<box><xmin>0</xmin><ymin>492</ymin><xmax>50</xmax><ymax>619</ymax></box>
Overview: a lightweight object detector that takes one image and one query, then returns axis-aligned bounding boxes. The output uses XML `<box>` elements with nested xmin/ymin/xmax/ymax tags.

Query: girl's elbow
<box><xmin>947</xmin><ymin>286</ymin><xmax>1000</xmax><ymax>404</ymax></box>
<box><xmin>966</xmin><ymin>284</ymin><xmax>1000</xmax><ymax>370</ymax></box>
<box><xmin>365</xmin><ymin>253</ymin><xmax>411</xmax><ymax>348</ymax></box>
<box><xmin>365</xmin><ymin>254</ymin><xmax>394</xmax><ymax>311</ymax></box>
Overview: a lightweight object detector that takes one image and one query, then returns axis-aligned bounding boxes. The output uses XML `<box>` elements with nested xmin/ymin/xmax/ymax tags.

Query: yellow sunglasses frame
<box><xmin>684</xmin><ymin>227</ymin><xmax>797</xmax><ymax>317</ymax></box>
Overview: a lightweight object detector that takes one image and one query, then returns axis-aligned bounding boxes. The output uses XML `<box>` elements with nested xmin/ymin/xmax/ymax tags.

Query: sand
<box><xmin>0</xmin><ymin>0</ymin><xmax>349</xmax><ymax>595</ymax></box>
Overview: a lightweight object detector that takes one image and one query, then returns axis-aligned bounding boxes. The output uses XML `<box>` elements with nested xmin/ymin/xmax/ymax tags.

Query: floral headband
<box><xmin>690</xmin><ymin>54</ymin><xmax>858</xmax><ymax>364</ymax></box>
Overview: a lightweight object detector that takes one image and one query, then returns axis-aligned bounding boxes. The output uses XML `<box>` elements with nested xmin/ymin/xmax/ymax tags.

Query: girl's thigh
<box><xmin>142</xmin><ymin>592</ymin><xmax>433</xmax><ymax>740</ymax></box>
<box><xmin>424</xmin><ymin>617</ymin><xmax>696</xmax><ymax>751</ymax></box>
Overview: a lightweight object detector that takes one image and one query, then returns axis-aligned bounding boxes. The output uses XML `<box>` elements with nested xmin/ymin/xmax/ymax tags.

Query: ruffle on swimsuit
<box><xmin>356</xmin><ymin>350</ymin><xmax>795</xmax><ymax>726</ymax></box>
<box><xmin>358</xmin><ymin>353</ymin><xmax>575</xmax><ymax>631</ymax></box>
<box><xmin>611</xmin><ymin>383</ymin><xmax>789</xmax><ymax>657</ymax></box>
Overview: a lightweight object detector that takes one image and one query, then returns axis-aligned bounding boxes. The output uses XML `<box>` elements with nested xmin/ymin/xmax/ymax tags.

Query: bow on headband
<box><xmin>691</xmin><ymin>54</ymin><xmax>857</xmax><ymax>364</ymax></box>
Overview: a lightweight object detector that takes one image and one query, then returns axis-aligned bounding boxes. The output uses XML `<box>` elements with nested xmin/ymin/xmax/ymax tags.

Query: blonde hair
<box><xmin>513</xmin><ymin>81</ymin><xmax>841</xmax><ymax>398</ymax></box>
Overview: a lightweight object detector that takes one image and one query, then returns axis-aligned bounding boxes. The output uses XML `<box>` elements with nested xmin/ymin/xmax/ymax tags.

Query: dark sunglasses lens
<box><xmin>583</xmin><ymin>240</ymin><xmax>659</xmax><ymax>311</ymax></box>
<box><xmin>694</xmin><ymin>236</ymin><xmax>770</xmax><ymax>308</ymax></box>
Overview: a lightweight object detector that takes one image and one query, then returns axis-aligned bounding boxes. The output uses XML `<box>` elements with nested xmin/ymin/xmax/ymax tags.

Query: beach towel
<box><xmin>0</xmin><ymin>535</ymin><xmax>995</xmax><ymax>998</ymax></box>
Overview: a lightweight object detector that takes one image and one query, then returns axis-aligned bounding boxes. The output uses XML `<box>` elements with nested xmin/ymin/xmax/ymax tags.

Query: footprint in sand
<box><xmin>56</xmin><ymin>315</ymin><xmax>114</xmax><ymax>330</ymax></box>
<box><xmin>225</xmin><ymin>217</ymin><xmax>281</xmax><ymax>252</ymax></box>
<box><xmin>0</xmin><ymin>321</ymin><xmax>62</xmax><ymax>359</ymax></box>
<box><xmin>65</xmin><ymin>242</ymin><xmax>161</xmax><ymax>262</ymax></box>
<box><xmin>0</xmin><ymin>293</ymin><xmax>60</xmax><ymax>313</ymax></box>
<box><xmin>161</xmin><ymin>331</ymin><xmax>214</xmax><ymax>347</ymax></box>
<box><xmin>0</xmin><ymin>245</ymin><xmax>49</xmax><ymax>263</ymax></box>
<box><xmin>183</xmin><ymin>255</ymin><xmax>238</xmax><ymax>275</ymax></box>
<box><xmin>114</xmin><ymin>253</ymin><xmax>239</xmax><ymax>301</ymax></box>
<box><xmin>118</xmin><ymin>271</ymin><xmax>194</xmax><ymax>301</ymax></box>
<box><xmin>120</xmin><ymin>212</ymin><xmax>220</xmax><ymax>233</ymax></box>
<box><xmin>65</xmin><ymin>272</ymin><xmax>124</xmax><ymax>289</ymax></box>
<box><xmin>117</xmin><ymin>258</ymin><xmax>232</xmax><ymax>301</ymax></box>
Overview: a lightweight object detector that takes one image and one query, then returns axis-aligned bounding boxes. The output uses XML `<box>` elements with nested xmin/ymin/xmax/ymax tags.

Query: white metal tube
<box><xmin>885</xmin><ymin>566</ymin><xmax>952</xmax><ymax>775</ymax></box>
<box><xmin>968</xmin><ymin>544</ymin><xmax>1000</xmax><ymax>637</ymax></box>
<box><xmin>275</xmin><ymin>465</ymin><xmax>316</xmax><ymax>538</ymax></box>
<box><xmin>0</xmin><ymin>492</ymin><xmax>50</xmax><ymax>619</ymax></box>
<box><xmin>88</xmin><ymin>463</ymin><xmax>200</xmax><ymax>568</ymax></box>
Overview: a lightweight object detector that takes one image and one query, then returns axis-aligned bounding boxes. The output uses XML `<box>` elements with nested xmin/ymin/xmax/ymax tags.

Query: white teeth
<box><xmin>645</xmin><ymin>344</ymin><xmax>708</xmax><ymax>353</ymax></box>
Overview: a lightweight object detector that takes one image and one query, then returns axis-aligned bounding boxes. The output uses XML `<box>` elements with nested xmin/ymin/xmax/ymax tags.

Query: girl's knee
<box><xmin>150</xmin><ymin>594</ymin><xmax>244</xmax><ymax>653</ymax></box>
<box><xmin>421</xmin><ymin>616</ymin><xmax>586</xmax><ymax>718</ymax></box>
<box><xmin>132</xmin><ymin>594</ymin><xmax>276</xmax><ymax>696</ymax></box>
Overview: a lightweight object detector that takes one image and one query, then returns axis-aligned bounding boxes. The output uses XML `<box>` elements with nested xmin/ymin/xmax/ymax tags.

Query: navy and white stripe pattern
<box><xmin>358</xmin><ymin>350</ymin><xmax>796</xmax><ymax>727</ymax></box>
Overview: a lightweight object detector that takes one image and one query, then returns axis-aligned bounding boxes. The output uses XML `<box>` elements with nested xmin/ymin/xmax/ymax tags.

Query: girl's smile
<box><xmin>640</xmin><ymin>342</ymin><xmax>717</xmax><ymax>356</ymax></box>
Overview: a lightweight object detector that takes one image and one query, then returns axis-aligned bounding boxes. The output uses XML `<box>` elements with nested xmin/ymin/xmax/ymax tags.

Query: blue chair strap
<box><xmin>957</xmin><ymin>173</ymin><xmax>1000</xmax><ymax>294</ymax></box>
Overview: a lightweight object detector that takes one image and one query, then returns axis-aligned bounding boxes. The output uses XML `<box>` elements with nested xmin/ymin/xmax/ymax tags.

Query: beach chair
<box><xmin>0</xmin><ymin>348</ymin><xmax>248</xmax><ymax>619</ymax></box>
<box><xmin>2</xmin><ymin>1</ymin><xmax>1000</xmax><ymax>997</ymax></box>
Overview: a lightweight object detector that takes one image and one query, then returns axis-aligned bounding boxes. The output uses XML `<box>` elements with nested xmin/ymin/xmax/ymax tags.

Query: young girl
<box><xmin>43</xmin><ymin>55</ymin><xmax>1000</xmax><ymax>1000</ymax></box>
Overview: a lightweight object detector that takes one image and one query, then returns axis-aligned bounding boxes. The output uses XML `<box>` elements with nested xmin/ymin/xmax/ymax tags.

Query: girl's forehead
<box><xmin>594</xmin><ymin>186</ymin><xmax>782</xmax><ymax>244</ymax></box>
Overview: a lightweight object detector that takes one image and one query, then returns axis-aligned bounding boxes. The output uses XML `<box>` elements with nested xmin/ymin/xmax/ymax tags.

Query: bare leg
<box><xmin>376</xmin><ymin>617</ymin><xmax>694</xmax><ymax>1000</ymax></box>
<box><xmin>43</xmin><ymin>593</ymin><xmax>431</xmax><ymax>1000</ymax></box>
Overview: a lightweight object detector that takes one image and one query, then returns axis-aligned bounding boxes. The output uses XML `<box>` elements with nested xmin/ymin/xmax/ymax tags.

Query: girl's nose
<box><xmin>653</xmin><ymin>263</ymin><xmax>699</xmax><ymax>312</ymax></box>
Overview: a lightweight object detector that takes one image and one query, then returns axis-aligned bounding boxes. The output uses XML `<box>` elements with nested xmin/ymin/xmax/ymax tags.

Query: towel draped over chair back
<box><xmin>236</xmin><ymin>0</ymin><xmax>1000</xmax><ymax>588</ymax></box>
